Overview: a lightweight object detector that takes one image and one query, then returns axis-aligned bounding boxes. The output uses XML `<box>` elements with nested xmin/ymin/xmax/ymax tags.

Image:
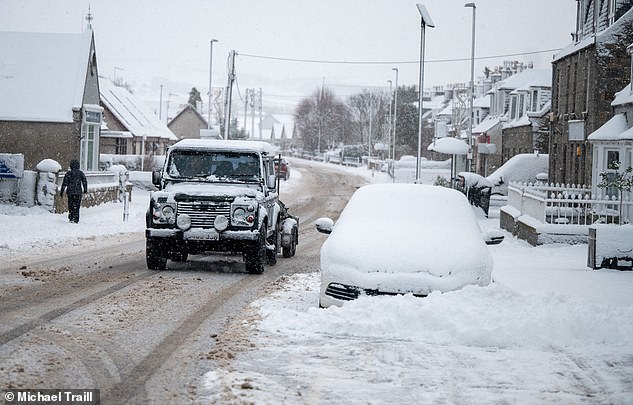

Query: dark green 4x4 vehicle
<box><xmin>146</xmin><ymin>139</ymin><xmax>298</xmax><ymax>273</ymax></box>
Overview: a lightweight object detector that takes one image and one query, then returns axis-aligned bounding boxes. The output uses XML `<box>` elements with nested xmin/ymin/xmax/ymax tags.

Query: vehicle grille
<box><xmin>177</xmin><ymin>201</ymin><xmax>231</xmax><ymax>228</ymax></box>
<box><xmin>325</xmin><ymin>283</ymin><xmax>361</xmax><ymax>301</ymax></box>
<box><xmin>325</xmin><ymin>283</ymin><xmax>427</xmax><ymax>301</ymax></box>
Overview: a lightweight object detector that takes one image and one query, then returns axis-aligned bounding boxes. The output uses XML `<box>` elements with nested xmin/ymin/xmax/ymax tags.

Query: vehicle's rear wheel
<box><xmin>244</xmin><ymin>226</ymin><xmax>266</xmax><ymax>274</ymax></box>
<box><xmin>146</xmin><ymin>238</ymin><xmax>167</xmax><ymax>270</ymax></box>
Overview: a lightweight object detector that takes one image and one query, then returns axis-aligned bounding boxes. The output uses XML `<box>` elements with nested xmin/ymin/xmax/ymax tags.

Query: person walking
<box><xmin>60</xmin><ymin>159</ymin><xmax>88</xmax><ymax>223</ymax></box>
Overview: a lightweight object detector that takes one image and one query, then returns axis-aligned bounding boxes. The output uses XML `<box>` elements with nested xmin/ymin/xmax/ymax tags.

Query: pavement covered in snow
<box><xmin>1</xmin><ymin>160</ymin><xmax>633</xmax><ymax>403</ymax></box>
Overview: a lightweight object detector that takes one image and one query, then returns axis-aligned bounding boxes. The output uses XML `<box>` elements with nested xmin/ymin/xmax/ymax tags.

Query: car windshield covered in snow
<box><xmin>166</xmin><ymin>150</ymin><xmax>260</xmax><ymax>182</ymax></box>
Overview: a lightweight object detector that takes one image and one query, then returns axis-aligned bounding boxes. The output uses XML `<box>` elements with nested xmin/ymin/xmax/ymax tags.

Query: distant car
<box><xmin>315</xmin><ymin>184</ymin><xmax>501</xmax><ymax>308</ymax></box>
<box><xmin>275</xmin><ymin>157</ymin><xmax>290</xmax><ymax>180</ymax></box>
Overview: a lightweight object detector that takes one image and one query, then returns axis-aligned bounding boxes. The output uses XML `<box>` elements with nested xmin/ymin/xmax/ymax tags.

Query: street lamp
<box><xmin>387</xmin><ymin>79</ymin><xmax>392</xmax><ymax>165</ymax></box>
<box><xmin>465</xmin><ymin>3</ymin><xmax>476</xmax><ymax>172</ymax></box>
<box><xmin>392</xmin><ymin>67</ymin><xmax>399</xmax><ymax>174</ymax></box>
<box><xmin>416</xmin><ymin>4</ymin><xmax>435</xmax><ymax>183</ymax></box>
<box><xmin>208</xmin><ymin>39</ymin><xmax>218</xmax><ymax>130</ymax></box>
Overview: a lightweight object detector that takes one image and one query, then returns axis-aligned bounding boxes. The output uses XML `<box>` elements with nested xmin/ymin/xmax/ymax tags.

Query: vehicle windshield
<box><xmin>167</xmin><ymin>150</ymin><xmax>260</xmax><ymax>182</ymax></box>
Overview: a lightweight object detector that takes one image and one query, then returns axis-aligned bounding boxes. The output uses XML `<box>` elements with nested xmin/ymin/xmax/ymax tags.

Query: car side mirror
<box><xmin>315</xmin><ymin>218</ymin><xmax>334</xmax><ymax>234</ymax></box>
<box><xmin>152</xmin><ymin>170</ymin><xmax>162</xmax><ymax>187</ymax></box>
<box><xmin>483</xmin><ymin>229</ymin><xmax>504</xmax><ymax>245</ymax></box>
<box><xmin>268</xmin><ymin>174</ymin><xmax>277</xmax><ymax>189</ymax></box>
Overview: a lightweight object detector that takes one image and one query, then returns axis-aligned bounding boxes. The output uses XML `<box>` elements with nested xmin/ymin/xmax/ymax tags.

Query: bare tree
<box><xmin>294</xmin><ymin>87</ymin><xmax>351</xmax><ymax>152</ymax></box>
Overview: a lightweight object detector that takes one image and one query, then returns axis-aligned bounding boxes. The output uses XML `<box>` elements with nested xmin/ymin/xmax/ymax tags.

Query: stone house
<box><xmin>549</xmin><ymin>2</ymin><xmax>633</xmax><ymax>187</ymax></box>
<box><xmin>99</xmin><ymin>77</ymin><xmax>177</xmax><ymax>159</ymax></box>
<box><xmin>588</xmin><ymin>42</ymin><xmax>633</xmax><ymax>201</ymax></box>
<box><xmin>0</xmin><ymin>29</ymin><xmax>102</xmax><ymax>171</ymax></box>
<box><xmin>472</xmin><ymin>63</ymin><xmax>550</xmax><ymax>176</ymax></box>
<box><xmin>167</xmin><ymin>104</ymin><xmax>208</xmax><ymax>141</ymax></box>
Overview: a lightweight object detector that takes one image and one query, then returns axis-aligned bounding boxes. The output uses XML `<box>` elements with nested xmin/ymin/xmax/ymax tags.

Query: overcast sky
<box><xmin>2</xmin><ymin>0</ymin><xmax>577</xmax><ymax>113</ymax></box>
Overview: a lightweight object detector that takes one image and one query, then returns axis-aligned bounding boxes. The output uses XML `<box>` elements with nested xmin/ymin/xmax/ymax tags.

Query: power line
<box><xmin>239</xmin><ymin>48</ymin><xmax>562</xmax><ymax>65</ymax></box>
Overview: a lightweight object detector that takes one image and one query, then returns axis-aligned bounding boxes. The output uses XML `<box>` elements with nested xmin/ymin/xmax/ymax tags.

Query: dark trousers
<box><xmin>67</xmin><ymin>194</ymin><xmax>83</xmax><ymax>223</ymax></box>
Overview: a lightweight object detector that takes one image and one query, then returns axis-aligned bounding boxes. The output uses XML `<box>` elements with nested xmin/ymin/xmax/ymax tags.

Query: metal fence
<box><xmin>507</xmin><ymin>181</ymin><xmax>633</xmax><ymax>225</ymax></box>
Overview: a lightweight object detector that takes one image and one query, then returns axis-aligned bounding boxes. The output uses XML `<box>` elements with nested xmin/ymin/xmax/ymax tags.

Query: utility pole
<box><xmin>258</xmin><ymin>88</ymin><xmax>263</xmax><ymax>140</ymax></box>
<box><xmin>208</xmin><ymin>39</ymin><xmax>218</xmax><ymax>130</ymax></box>
<box><xmin>223</xmin><ymin>50</ymin><xmax>236</xmax><ymax>139</ymax></box>
<box><xmin>251</xmin><ymin>88</ymin><xmax>256</xmax><ymax>141</ymax></box>
<box><xmin>243</xmin><ymin>88</ymin><xmax>249</xmax><ymax>136</ymax></box>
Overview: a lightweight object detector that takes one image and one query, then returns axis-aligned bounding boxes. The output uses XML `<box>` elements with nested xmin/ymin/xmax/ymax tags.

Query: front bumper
<box><xmin>146</xmin><ymin>227</ymin><xmax>260</xmax><ymax>241</ymax></box>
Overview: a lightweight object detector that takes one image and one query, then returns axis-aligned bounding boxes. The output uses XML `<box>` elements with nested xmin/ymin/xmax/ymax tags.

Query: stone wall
<box><xmin>0</xmin><ymin>121</ymin><xmax>80</xmax><ymax>170</ymax></box>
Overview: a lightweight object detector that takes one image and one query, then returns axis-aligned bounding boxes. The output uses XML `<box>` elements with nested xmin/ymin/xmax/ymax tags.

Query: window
<box><xmin>115</xmin><ymin>139</ymin><xmax>127</xmax><ymax>155</ymax></box>
<box><xmin>519</xmin><ymin>94</ymin><xmax>525</xmax><ymax>118</ymax></box>
<box><xmin>531</xmin><ymin>89</ymin><xmax>539</xmax><ymax>111</ymax></box>
<box><xmin>80</xmin><ymin>106</ymin><xmax>102</xmax><ymax>171</ymax></box>
<box><xmin>604</xmin><ymin>150</ymin><xmax>621</xmax><ymax>200</ymax></box>
<box><xmin>510</xmin><ymin>96</ymin><xmax>517</xmax><ymax>120</ymax></box>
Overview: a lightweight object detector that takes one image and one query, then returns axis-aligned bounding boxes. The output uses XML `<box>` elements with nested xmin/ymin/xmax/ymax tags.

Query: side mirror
<box><xmin>315</xmin><ymin>217</ymin><xmax>334</xmax><ymax>234</ymax></box>
<box><xmin>483</xmin><ymin>229</ymin><xmax>505</xmax><ymax>245</ymax></box>
<box><xmin>152</xmin><ymin>170</ymin><xmax>162</xmax><ymax>187</ymax></box>
<box><xmin>268</xmin><ymin>174</ymin><xmax>277</xmax><ymax>189</ymax></box>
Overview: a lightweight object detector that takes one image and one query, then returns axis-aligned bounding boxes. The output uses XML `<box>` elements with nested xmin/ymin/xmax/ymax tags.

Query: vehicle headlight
<box><xmin>152</xmin><ymin>202</ymin><xmax>177</xmax><ymax>225</ymax></box>
<box><xmin>232</xmin><ymin>205</ymin><xmax>256</xmax><ymax>226</ymax></box>
<box><xmin>162</xmin><ymin>206</ymin><xmax>176</xmax><ymax>224</ymax></box>
<box><xmin>177</xmin><ymin>214</ymin><xmax>191</xmax><ymax>230</ymax></box>
<box><xmin>214</xmin><ymin>214</ymin><xmax>229</xmax><ymax>231</ymax></box>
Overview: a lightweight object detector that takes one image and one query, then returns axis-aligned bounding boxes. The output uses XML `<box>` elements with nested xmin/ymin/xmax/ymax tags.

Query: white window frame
<box><xmin>80</xmin><ymin>105</ymin><xmax>103</xmax><ymax>171</ymax></box>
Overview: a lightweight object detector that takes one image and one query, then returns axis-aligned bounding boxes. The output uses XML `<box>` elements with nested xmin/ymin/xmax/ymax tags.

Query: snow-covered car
<box><xmin>486</xmin><ymin>153</ymin><xmax>549</xmax><ymax>195</ymax></box>
<box><xmin>315</xmin><ymin>183</ymin><xmax>497</xmax><ymax>308</ymax></box>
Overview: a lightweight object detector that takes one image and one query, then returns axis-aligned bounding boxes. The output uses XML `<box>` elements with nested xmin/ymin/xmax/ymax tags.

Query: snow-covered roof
<box><xmin>100</xmin><ymin>77</ymin><xmax>177</xmax><ymax>141</ymax></box>
<box><xmin>495</xmin><ymin>68</ymin><xmax>551</xmax><ymax>92</ymax></box>
<box><xmin>0</xmin><ymin>30</ymin><xmax>93</xmax><ymax>122</ymax></box>
<box><xmin>587</xmin><ymin>113</ymin><xmax>633</xmax><ymax>141</ymax></box>
<box><xmin>473</xmin><ymin>116</ymin><xmax>501</xmax><ymax>134</ymax></box>
<box><xmin>553</xmin><ymin>7</ymin><xmax>633</xmax><ymax>63</ymax></box>
<box><xmin>170</xmin><ymin>138</ymin><xmax>275</xmax><ymax>154</ymax></box>
<box><xmin>503</xmin><ymin>114</ymin><xmax>531</xmax><ymax>130</ymax></box>
<box><xmin>612</xmin><ymin>83</ymin><xmax>633</xmax><ymax>107</ymax></box>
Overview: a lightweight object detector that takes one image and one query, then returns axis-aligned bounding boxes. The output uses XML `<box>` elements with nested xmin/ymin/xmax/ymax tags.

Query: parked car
<box><xmin>486</xmin><ymin>153</ymin><xmax>549</xmax><ymax>195</ymax></box>
<box><xmin>275</xmin><ymin>157</ymin><xmax>290</xmax><ymax>180</ymax></box>
<box><xmin>315</xmin><ymin>183</ymin><xmax>501</xmax><ymax>308</ymax></box>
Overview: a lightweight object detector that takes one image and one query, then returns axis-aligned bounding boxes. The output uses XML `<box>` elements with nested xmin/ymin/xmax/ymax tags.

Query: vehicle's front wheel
<box><xmin>266</xmin><ymin>220</ymin><xmax>280</xmax><ymax>266</ymax></box>
<box><xmin>146</xmin><ymin>238</ymin><xmax>167</xmax><ymax>270</ymax></box>
<box><xmin>170</xmin><ymin>245</ymin><xmax>188</xmax><ymax>262</ymax></box>
<box><xmin>244</xmin><ymin>226</ymin><xmax>266</xmax><ymax>274</ymax></box>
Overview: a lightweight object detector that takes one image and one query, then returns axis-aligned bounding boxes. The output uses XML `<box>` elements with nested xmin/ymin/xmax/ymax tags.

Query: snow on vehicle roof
<box><xmin>486</xmin><ymin>153</ymin><xmax>549</xmax><ymax>186</ymax></box>
<box><xmin>321</xmin><ymin>183</ymin><xmax>492</xmax><ymax>281</ymax></box>
<box><xmin>170</xmin><ymin>139</ymin><xmax>276</xmax><ymax>154</ymax></box>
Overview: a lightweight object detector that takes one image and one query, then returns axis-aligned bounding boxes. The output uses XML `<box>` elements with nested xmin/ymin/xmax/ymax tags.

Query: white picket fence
<box><xmin>507</xmin><ymin>181</ymin><xmax>633</xmax><ymax>225</ymax></box>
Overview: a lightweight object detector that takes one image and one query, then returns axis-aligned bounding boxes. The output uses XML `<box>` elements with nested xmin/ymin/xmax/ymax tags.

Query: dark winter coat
<box><xmin>61</xmin><ymin>160</ymin><xmax>88</xmax><ymax>196</ymax></box>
